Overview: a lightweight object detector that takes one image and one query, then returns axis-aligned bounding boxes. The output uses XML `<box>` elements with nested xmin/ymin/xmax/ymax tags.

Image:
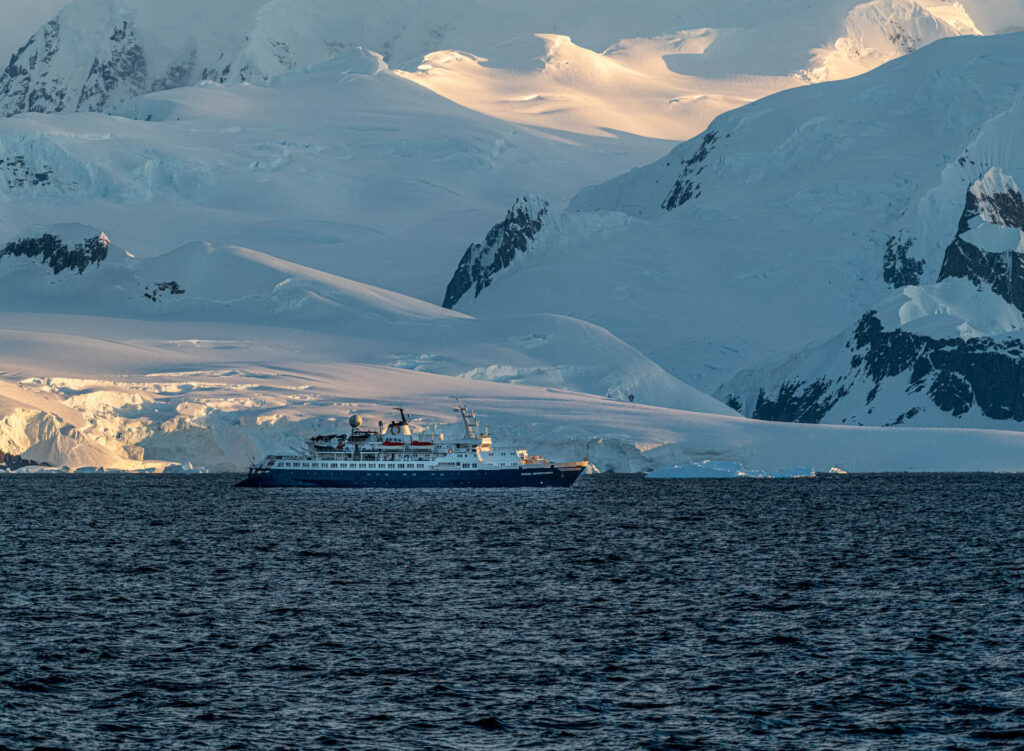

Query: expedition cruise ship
<box><xmin>237</xmin><ymin>398</ymin><xmax>588</xmax><ymax>488</ymax></box>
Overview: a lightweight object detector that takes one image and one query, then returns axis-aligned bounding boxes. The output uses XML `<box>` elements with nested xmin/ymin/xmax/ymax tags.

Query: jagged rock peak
<box><xmin>0</xmin><ymin>0</ymin><xmax>355</xmax><ymax>117</ymax></box>
<box><xmin>442</xmin><ymin>195</ymin><xmax>549</xmax><ymax>309</ymax></box>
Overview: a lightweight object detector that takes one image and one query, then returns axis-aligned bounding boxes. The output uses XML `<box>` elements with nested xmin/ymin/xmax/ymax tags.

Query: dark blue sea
<box><xmin>2</xmin><ymin>474</ymin><xmax>1024</xmax><ymax>749</ymax></box>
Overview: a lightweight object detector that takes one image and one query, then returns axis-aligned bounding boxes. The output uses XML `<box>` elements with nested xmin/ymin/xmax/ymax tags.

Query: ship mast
<box><xmin>454</xmin><ymin>396</ymin><xmax>479</xmax><ymax>439</ymax></box>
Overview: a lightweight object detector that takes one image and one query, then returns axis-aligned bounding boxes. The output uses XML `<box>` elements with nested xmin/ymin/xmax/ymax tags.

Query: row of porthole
<box><xmin>278</xmin><ymin>462</ymin><xmax>428</xmax><ymax>469</ymax></box>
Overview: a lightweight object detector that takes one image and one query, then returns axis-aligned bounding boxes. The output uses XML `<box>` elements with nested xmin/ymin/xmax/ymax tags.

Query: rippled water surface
<box><xmin>3</xmin><ymin>474</ymin><xmax>1024</xmax><ymax>749</ymax></box>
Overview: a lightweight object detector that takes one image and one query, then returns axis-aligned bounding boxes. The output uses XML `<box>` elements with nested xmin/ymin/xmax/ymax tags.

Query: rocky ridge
<box><xmin>443</xmin><ymin>196</ymin><xmax>549</xmax><ymax>309</ymax></box>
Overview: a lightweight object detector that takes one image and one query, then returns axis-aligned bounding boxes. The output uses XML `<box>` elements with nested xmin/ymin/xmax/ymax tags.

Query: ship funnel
<box><xmin>349</xmin><ymin>414</ymin><xmax>363</xmax><ymax>429</ymax></box>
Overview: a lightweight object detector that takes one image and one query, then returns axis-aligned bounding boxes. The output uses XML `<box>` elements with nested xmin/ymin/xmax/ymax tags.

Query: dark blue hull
<box><xmin>236</xmin><ymin>465</ymin><xmax>585</xmax><ymax>489</ymax></box>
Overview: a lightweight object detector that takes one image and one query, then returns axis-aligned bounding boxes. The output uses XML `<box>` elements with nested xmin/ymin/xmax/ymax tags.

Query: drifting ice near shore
<box><xmin>646</xmin><ymin>461</ymin><xmax>818</xmax><ymax>479</ymax></box>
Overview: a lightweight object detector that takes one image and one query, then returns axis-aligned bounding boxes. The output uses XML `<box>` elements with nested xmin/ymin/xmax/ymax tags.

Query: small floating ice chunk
<box><xmin>646</xmin><ymin>460</ymin><xmax>816</xmax><ymax>479</ymax></box>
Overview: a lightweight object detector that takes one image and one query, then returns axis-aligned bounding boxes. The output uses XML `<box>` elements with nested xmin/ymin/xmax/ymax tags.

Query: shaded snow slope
<box><xmin>0</xmin><ymin>227</ymin><xmax>733</xmax><ymax>417</ymax></box>
<box><xmin>0</xmin><ymin>53</ymin><xmax>670</xmax><ymax>300</ymax></box>
<box><xmin>451</xmin><ymin>33</ymin><xmax>1024</xmax><ymax>406</ymax></box>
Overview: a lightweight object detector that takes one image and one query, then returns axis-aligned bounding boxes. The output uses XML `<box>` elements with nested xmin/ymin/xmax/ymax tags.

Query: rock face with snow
<box><xmin>937</xmin><ymin>172</ymin><xmax>1024</xmax><ymax>309</ymax></box>
<box><xmin>452</xmin><ymin>32</ymin><xmax>1024</xmax><ymax>415</ymax></box>
<box><xmin>720</xmin><ymin>306</ymin><xmax>1024</xmax><ymax>427</ymax></box>
<box><xmin>1</xmin><ymin>232</ymin><xmax>108</xmax><ymax>275</ymax></box>
<box><xmin>719</xmin><ymin>172</ymin><xmax>1024</xmax><ymax>427</ymax></box>
<box><xmin>443</xmin><ymin>196</ymin><xmax>549</xmax><ymax>309</ymax></box>
<box><xmin>0</xmin><ymin>0</ymin><xmax>328</xmax><ymax>117</ymax></box>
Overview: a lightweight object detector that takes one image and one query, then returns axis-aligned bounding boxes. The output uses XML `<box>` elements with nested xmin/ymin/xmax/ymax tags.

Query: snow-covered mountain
<box><xmin>719</xmin><ymin>167</ymin><xmax>1024</xmax><ymax>427</ymax></box>
<box><xmin>447</xmin><ymin>31</ymin><xmax>1024</xmax><ymax>421</ymax></box>
<box><xmin>2</xmin><ymin>0</ymin><xmax>1017</xmax><ymax>140</ymax></box>
<box><xmin>0</xmin><ymin>0</ymin><xmax>1018</xmax><ymax>305</ymax></box>
<box><xmin>3</xmin><ymin>0</ymin><xmax>1024</xmax><ymax>468</ymax></box>
<box><xmin>0</xmin><ymin>49</ymin><xmax>670</xmax><ymax>301</ymax></box>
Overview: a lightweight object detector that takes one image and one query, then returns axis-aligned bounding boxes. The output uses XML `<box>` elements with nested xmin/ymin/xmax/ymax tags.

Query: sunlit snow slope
<box><xmin>397</xmin><ymin>0</ymin><xmax>991</xmax><ymax>140</ymax></box>
<box><xmin>3</xmin><ymin>0</ymin><xmax>1020</xmax><ymax>139</ymax></box>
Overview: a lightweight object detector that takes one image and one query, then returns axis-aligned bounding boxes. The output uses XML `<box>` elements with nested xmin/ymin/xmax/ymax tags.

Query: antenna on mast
<box><xmin>453</xmin><ymin>395</ymin><xmax>478</xmax><ymax>439</ymax></box>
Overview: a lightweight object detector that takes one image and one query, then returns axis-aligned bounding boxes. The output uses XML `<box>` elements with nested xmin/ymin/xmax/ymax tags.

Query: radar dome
<box><xmin>349</xmin><ymin>414</ymin><xmax>363</xmax><ymax>429</ymax></box>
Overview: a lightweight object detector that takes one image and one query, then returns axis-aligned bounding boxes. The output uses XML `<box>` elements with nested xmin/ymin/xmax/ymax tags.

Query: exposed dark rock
<box><xmin>751</xmin><ymin>378</ymin><xmax>848</xmax><ymax>423</ymax></box>
<box><xmin>0</xmin><ymin>156</ymin><xmax>53</xmax><ymax>189</ymax></box>
<box><xmin>851</xmin><ymin>312</ymin><xmax>1024</xmax><ymax>421</ymax></box>
<box><xmin>0</xmin><ymin>233</ymin><xmax>109</xmax><ymax>274</ymax></box>
<box><xmin>0</xmin><ymin>19</ymin><xmax>68</xmax><ymax>115</ymax></box>
<box><xmin>938</xmin><ymin>186</ymin><xmax>1024</xmax><ymax>311</ymax></box>
<box><xmin>201</xmin><ymin>64</ymin><xmax>234</xmax><ymax>83</ymax></box>
<box><xmin>151</xmin><ymin>51</ymin><xmax>197</xmax><ymax>92</ymax></box>
<box><xmin>887</xmin><ymin>25</ymin><xmax>919</xmax><ymax>55</ymax></box>
<box><xmin>144</xmin><ymin>281</ymin><xmax>186</xmax><ymax>301</ymax></box>
<box><xmin>976</xmin><ymin>182</ymin><xmax>1024</xmax><ymax>229</ymax></box>
<box><xmin>729</xmin><ymin>173</ymin><xmax>1024</xmax><ymax>426</ymax></box>
<box><xmin>662</xmin><ymin>131</ymin><xmax>717</xmax><ymax>211</ymax></box>
<box><xmin>939</xmin><ymin>235</ymin><xmax>1024</xmax><ymax>309</ymax></box>
<box><xmin>882</xmin><ymin>234</ymin><xmax>924</xmax><ymax>287</ymax></box>
<box><xmin>442</xmin><ymin>196</ymin><xmax>548</xmax><ymax>309</ymax></box>
<box><xmin>890</xmin><ymin>407</ymin><xmax>920</xmax><ymax>425</ymax></box>
<box><xmin>728</xmin><ymin>311</ymin><xmax>1024</xmax><ymax>424</ymax></box>
<box><xmin>850</xmin><ymin>313</ymin><xmax>921</xmax><ymax>382</ymax></box>
<box><xmin>0</xmin><ymin>451</ymin><xmax>46</xmax><ymax>470</ymax></box>
<box><xmin>77</xmin><ymin>21</ymin><xmax>148</xmax><ymax>111</ymax></box>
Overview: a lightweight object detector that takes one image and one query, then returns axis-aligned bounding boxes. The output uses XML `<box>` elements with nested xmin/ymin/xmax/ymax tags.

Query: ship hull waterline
<box><xmin>236</xmin><ymin>465</ymin><xmax>586</xmax><ymax>489</ymax></box>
